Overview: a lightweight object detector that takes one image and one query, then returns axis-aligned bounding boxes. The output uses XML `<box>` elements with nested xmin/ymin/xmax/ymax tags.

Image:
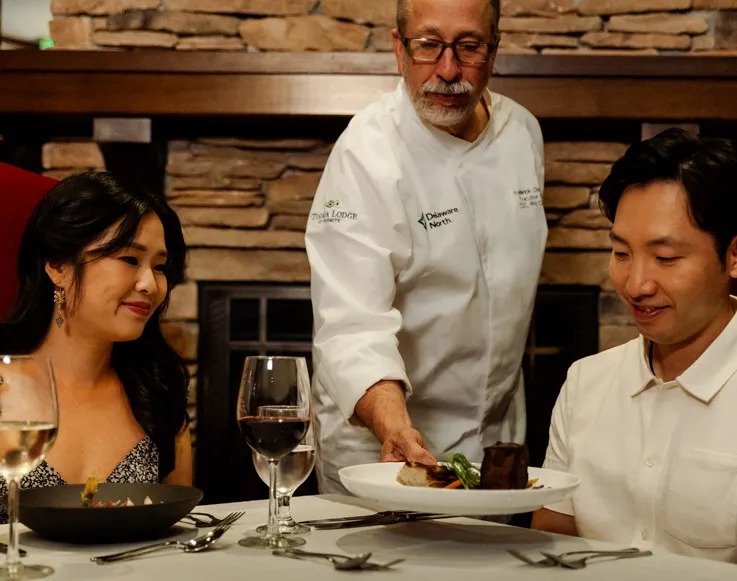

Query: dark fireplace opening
<box><xmin>196</xmin><ymin>283</ymin><xmax>600</xmax><ymax>506</ymax></box>
<box><xmin>196</xmin><ymin>283</ymin><xmax>317</xmax><ymax>505</ymax></box>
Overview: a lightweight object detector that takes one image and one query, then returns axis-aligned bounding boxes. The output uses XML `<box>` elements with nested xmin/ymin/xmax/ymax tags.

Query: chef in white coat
<box><xmin>305</xmin><ymin>0</ymin><xmax>548</xmax><ymax>493</ymax></box>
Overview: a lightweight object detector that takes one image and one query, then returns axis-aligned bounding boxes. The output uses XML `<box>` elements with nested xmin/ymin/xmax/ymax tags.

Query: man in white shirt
<box><xmin>532</xmin><ymin>128</ymin><xmax>737</xmax><ymax>562</ymax></box>
<box><xmin>305</xmin><ymin>0</ymin><xmax>547</xmax><ymax>493</ymax></box>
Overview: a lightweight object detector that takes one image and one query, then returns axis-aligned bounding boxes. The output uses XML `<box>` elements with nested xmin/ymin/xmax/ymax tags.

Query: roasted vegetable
<box><xmin>81</xmin><ymin>475</ymin><xmax>99</xmax><ymax>508</ymax></box>
<box><xmin>442</xmin><ymin>453</ymin><xmax>480</xmax><ymax>490</ymax></box>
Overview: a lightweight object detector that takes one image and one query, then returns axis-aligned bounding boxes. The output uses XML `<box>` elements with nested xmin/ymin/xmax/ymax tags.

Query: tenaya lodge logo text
<box><xmin>310</xmin><ymin>199</ymin><xmax>359</xmax><ymax>224</ymax></box>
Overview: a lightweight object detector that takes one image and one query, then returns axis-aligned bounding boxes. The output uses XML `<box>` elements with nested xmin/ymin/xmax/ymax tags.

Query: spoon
<box><xmin>92</xmin><ymin>525</ymin><xmax>230</xmax><ymax>564</ymax></box>
<box><xmin>273</xmin><ymin>548</ymin><xmax>373</xmax><ymax>570</ymax></box>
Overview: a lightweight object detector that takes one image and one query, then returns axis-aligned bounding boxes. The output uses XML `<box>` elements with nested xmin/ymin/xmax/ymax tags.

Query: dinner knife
<box><xmin>310</xmin><ymin>513</ymin><xmax>461</xmax><ymax>530</ymax></box>
<box><xmin>0</xmin><ymin>543</ymin><xmax>27</xmax><ymax>557</ymax></box>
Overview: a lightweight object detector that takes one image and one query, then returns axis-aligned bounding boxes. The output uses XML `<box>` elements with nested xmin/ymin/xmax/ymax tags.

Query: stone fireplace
<box><xmin>48</xmin><ymin>0</ymin><xmax>737</xmax><ymax>56</ymax></box>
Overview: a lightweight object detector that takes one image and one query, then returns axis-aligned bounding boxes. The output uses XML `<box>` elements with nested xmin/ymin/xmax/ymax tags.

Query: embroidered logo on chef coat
<box><xmin>418</xmin><ymin>207</ymin><xmax>459</xmax><ymax>231</ymax></box>
<box><xmin>310</xmin><ymin>199</ymin><xmax>359</xmax><ymax>224</ymax></box>
<box><xmin>512</xmin><ymin>186</ymin><xmax>543</xmax><ymax>209</ymax></box>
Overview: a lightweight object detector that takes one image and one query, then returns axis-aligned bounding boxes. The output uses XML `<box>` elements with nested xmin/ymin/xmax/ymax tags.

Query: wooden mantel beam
<box><xmin>1</xmin><ymin>52</ymin><xmax>736</xmax><ymax>119</ymax></box>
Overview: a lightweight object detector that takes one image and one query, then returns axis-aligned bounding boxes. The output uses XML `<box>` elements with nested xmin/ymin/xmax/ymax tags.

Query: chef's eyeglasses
<box><xmin>401</xmin><ymin>36</ymin><xmax>497</xmax><ymax>65</ymax></box>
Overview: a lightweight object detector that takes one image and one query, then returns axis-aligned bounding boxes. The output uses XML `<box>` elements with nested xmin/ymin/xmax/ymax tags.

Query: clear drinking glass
<box><xmin>236</xmin><ymin>356</ymin><xmax>311</xmax><ymax>549</ymax></box>
<box><xmin>0</xmin><ymin>355</ymin><xmax>59</xmax><ymax>580</ymax></box>
<box><xmin>253</xmin><ymin>416</ymin><xmax>315</xmax><ymax>535</ymax></box>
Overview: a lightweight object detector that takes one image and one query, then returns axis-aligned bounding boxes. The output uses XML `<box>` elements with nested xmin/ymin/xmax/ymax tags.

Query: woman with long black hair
<box><xmin>0</xmin><ymin>171</ymin><xmax>191</xmax><ymax>521</ymax></box>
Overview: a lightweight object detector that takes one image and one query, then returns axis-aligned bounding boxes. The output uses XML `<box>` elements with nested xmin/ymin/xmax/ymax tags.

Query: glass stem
<box><xmin>266</xmin><ymin>460</ymin><xmax>279</xmax><ymax>540</ymax></box>
<box><xmin>276</xmin><ymin>493</ymin><xmax>293</xmax><ymax>524</ymax></box>
<box><xmin>6</xmin><ymin>477</ymin><xmax>22</xmax><ymax>575</ymax></box>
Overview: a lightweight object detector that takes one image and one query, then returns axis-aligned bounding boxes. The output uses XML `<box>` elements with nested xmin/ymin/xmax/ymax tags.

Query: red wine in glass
<box><xmin>236</xmin><ymin>356</ymin><xmax>311</xmax><ymax>550</ymax></box>
<box><xmin>238</xmin><ymin>415</ymin><xmax>310</xmax><ymax>460</ymax></box>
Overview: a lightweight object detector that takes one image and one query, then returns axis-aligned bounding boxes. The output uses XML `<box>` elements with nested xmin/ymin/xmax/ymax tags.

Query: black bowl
<box><xmin>19</xmin><ymin>483</ymin><xmax>203</xmax><ymax>544</ymax></box>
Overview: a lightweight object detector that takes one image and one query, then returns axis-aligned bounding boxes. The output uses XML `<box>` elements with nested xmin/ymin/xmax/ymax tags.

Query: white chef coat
<box><xmin>543</xmin><ymin>304</ymin><xmax>737</xmax><ymax>562</ymax></box>
<box><xmin>305</xmin><ymin>80</ymin><xmax>548</xmax><ymax>493</ymax></box>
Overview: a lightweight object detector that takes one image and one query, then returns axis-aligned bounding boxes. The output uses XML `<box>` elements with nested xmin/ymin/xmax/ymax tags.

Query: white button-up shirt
<box><xmin>306</xmin><ymin>81</ymin><xmax>547</xmax><ymax>492</ymax></box>
<box><xmin>543</xmin><ymin>306</ymin><xmax>737</xmax><ymax>562</ymax></box>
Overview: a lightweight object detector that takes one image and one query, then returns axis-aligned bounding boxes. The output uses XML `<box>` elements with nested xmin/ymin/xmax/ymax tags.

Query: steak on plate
<box><xmin>480</xmin><ymin>442</ymin><xmax>529</xmax><ymax>490</ymax></box>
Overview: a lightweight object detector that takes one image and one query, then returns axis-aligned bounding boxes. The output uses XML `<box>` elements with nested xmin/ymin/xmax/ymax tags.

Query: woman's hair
<box><xmin>1</xmin><ymin>171</ymin><xmax>189</xmax><ymax>479</ymax></box>
<box><xmin>599</xmin><ymin>128</ymin><xmax>737</xmax><ymax>266</ymax></box>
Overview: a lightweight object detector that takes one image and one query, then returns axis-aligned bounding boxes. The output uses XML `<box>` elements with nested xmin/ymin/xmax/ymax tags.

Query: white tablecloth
<box><xmin>2</xmin><ymin>494</ymin><xmax>733</xmax><ymax>580</ymax></box>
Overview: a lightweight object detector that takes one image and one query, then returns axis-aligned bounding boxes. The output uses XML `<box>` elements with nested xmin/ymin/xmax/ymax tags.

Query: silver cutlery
<box><xmin>91</xmin><ymin>524</ymin><xmax>230</xmax><ymax>564</ymax></box>
<box><xmin>356</xmin><ymin>558</ymin><xmax>406</xmax><ymax>571</ymax></box>
<box><xmin>300</xmin><ymin>510</ymin><xmax>421</xmax><ymax>525</ymax></box>
<box><xmin>180</xmin><ymin>510</ymin><xmax>245</xmax><ymax>528</ymax></box>
<box><xmin>540</xmin><ymin>549</ymin><xmax>653</xmax><ymax>569</ymax></box>
<box><xmin>274</xmin><ymin>549</ymin><xmax>373</xmax><ymax>570</ymax></box>
<box><xmin>273</xmin><ymin>548</ymin><xmax>405</xmax><ymax>571</ymax></box>
<box><xmin>508</xmin><ymin>548</ymin><xmax>650</xmax><ymax>569</ymax></box>
<box><xmin>304</xmin><ymin>511</ymin><xmax>456</xmax><ymax>530</ymax></box>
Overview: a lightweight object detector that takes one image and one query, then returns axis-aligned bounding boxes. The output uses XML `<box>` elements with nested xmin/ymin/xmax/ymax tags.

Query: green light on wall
<box><xmin>39</xmin><ymin>38</ymin><xmax>54</xmax><ymax>50</ymax></box>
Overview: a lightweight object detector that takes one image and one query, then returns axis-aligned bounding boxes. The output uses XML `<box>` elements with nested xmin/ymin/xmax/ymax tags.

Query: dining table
<box><xmin>3</xmin><ymin>493</ymin><xmax>734</xmax><ymax>580</ymax></box>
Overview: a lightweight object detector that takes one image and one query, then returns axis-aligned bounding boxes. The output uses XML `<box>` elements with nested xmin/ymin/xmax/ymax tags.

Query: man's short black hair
<box><xmin>599</xmin><ymin>128</ymin><xmax>737</xmax><ymax>264</ymax></box>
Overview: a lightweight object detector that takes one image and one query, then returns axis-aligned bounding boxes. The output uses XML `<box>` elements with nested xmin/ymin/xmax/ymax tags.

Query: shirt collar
<box><xmin>677</xmin><ymin>300</ymin><xmax>737</xmax><ymax>403</ymax></box>
<box><xmin>630</xmin><ymin>298</ymin><xmax>737</xmax><ymax>403</ymax></box>
<box><xmin>630</xmin><ymin>338</ymin><xmax>659</xmax><ymax>398</ymax></box>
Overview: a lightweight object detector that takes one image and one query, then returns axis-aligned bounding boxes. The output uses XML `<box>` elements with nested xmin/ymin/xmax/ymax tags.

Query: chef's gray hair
<box><xmin>396</xmin><ymin>0</ymin><xmax>501</xmax><ymax>47</ymax></box>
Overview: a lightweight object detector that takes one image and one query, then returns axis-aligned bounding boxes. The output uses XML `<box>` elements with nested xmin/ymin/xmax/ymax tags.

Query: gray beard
<box><xmin>405</xmin><ymin>73</ymin><xmax>479</xmax><ymax>129</ymax></box>
<box><xmin>413</xmin><ymin>95</ymin><xmax>477</xmax><ymax>128</ymax></box>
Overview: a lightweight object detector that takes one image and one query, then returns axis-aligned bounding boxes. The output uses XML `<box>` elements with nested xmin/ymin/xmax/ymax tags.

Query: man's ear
<box><xmin>726</xmin><ymin>236</ymin><xmax>737</xmax><ymax>280</ymax></box>
<box><xmin>393</xmin><ymin>28</ymin><xmax>405</xmax><ymax>75</ymax></box>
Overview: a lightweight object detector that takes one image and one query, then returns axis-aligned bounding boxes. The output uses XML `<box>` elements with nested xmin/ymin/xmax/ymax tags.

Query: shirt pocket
<box><xmin>661</xmin><ymin>447</ymin><xmax>737</xmax><ymax>549</ymax></box>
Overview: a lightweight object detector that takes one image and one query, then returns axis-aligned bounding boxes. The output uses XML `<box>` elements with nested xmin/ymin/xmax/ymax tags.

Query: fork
<box><xmin>508</xmin><ymin>547</ymin><xmax>644</xmax><ymax>568</ymax></box>
<box><xmin>274</xmin><ymin>548</ymin><xmax>405</xmax><ymax>571</ymax></box>
<box><xmin>540</xmin><ymin>549</ymin><xmax>653</xmax><ymax>569</ymax></box>
<box><xmin>181</xmin><ymin>511</ymin><xmax>245</xmax><ymax>528</ymax></box>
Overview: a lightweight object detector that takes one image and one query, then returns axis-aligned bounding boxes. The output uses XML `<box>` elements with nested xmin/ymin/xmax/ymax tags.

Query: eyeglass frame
<box><xmin>399</xmin><ymin>34</ymin><xmax>499</xmax><ymax>65</ymax></box>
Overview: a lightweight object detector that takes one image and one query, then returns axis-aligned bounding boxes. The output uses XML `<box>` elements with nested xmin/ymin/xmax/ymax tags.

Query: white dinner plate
<box><xmin>339</xmin><ymin>463</ymin><xmax>580</xmax><ymax>515</ymax></box>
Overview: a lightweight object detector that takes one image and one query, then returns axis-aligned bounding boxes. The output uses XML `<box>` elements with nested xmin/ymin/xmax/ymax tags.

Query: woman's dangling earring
<box><xmin>53</xmin><ymin>287</ymin><xmax>66</xmax><ymax>328</ymax></box>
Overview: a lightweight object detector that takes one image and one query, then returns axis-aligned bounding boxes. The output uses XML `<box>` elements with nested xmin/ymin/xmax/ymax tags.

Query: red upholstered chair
<box><xmin>0</xmin><ymin>163</ymin><xmax>58</xmax><ymax>321</ymax></box>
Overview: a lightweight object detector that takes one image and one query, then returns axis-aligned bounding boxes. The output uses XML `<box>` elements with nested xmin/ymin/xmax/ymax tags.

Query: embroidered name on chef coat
<box><xmin>512</xmin><ymin>186</ymin><xmax>543</xmax><ymax>209</ymax></box>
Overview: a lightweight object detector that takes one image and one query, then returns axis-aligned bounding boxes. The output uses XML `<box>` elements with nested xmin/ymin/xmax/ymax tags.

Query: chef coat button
<box><xmin>645</xmin><ymin>457</ymin><xmax>655</xmax><ymax>468</ymax></box>
<box><xmin>641</xmin><ymin>529</ymin><xmax>651</xmax><ymax>541</ymax></box>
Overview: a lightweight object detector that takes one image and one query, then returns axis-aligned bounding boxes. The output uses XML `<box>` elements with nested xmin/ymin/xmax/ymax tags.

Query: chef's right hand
<box><xmin>380</xmin><ymin>427</ymin><xmax>437</xmax><ymax>465</ymax></box>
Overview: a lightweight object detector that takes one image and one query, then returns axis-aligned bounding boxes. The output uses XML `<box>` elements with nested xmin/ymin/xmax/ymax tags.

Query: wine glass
<box><xmin>236</xmin><ymin>356</ymin><xmax>311</xmax><ymax>549</ymax></box>
<box><xmin>0</xmin><ymin>355</ymin><xmax>58</xmax><ymax>580</ymax></box>
<box><xmin>253</xmin><ymin>414</ymin><xmax>315</xmax><ymax>536</ymax></box>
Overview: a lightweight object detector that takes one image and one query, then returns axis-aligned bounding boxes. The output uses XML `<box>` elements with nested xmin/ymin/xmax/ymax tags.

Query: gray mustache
<box><xmin>421</xmin><ymin>81</ymin><xmax>474</xmax><ymax>95</ymax></box>
<box><xmin>422</xmin><ymin>81</ymin><xmax>473</xmax><ymax>95</ymax></box>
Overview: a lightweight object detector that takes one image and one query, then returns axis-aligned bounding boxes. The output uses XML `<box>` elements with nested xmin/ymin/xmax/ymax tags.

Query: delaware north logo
<box><xmin>418</xmin><ymin>207</ymin><xmax>459</xmax><ymax>231</ymax></box>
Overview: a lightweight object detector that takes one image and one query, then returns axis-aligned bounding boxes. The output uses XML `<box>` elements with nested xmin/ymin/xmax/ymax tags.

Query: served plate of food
<box><xmin>19</xmin><ymin>477</ymin><xmax>203</xmax><ymax>543</ymax></box>
<box><xmin>338</xmin><ymin>443</ymin><xmax>580</xmax><ymax>515</ymax></box>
